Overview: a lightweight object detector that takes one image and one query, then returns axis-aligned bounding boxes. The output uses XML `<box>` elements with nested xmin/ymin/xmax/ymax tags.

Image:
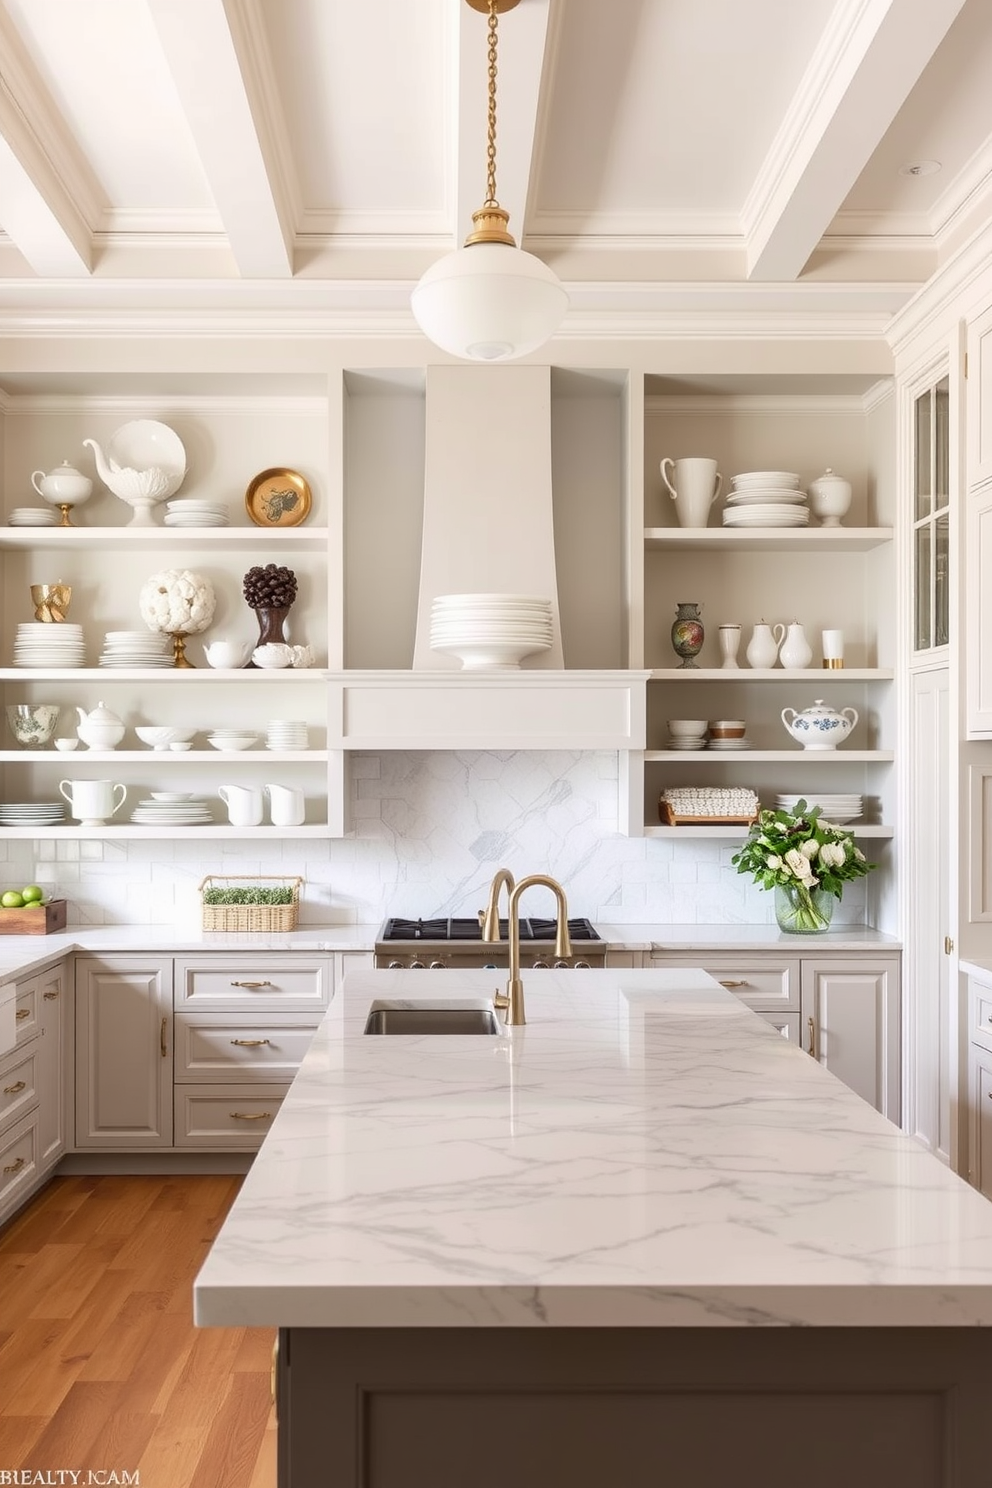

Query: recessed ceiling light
<box><xmin>899</xmin><ymin>160</ymin><xmax>942</xmax><ymax>177</ymax></box>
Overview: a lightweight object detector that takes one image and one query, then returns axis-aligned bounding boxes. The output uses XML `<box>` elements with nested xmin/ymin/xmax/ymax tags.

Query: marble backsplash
<box><xmin>2</xmin><ymin>750</ymin><xmax>868</xmax><ymax>928</ymax></box>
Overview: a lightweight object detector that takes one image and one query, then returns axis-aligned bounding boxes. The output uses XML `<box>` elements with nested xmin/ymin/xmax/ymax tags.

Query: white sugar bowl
<box><xmin>782</xmin><ymin>699</ymin><xmax>858</xmax><ymax>751</ymax></box>
<box><xmin>807</xmin><ymin>468</ymin><xmax>853</xmax><ymax>527</ymax></box>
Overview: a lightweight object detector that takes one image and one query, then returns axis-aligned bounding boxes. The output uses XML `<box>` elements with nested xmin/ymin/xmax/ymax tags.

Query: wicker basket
<box><xmin>199</xmin><ymin>875</ymin><xmax>303</xmax><ymax>933</ymax></box>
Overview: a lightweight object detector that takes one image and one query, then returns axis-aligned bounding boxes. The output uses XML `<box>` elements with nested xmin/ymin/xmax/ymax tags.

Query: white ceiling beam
<box><xmin>744</xmin><ymin>0</ymin><xmax>968</xmax><ymax>282</ymax></box>
<box><xmin>0</xmin><ymin>7</ymin><xmax>92</xmax><ymax>277</ymax></box>
<box><xmin>145</xmin><ymin>0</ymin><xmax>293</xmax><ymax>278</ymax></box>
<box><xmin>453</xmin><ymin>0</ymin><xmax>554</xmax><ymax>246</ymax></box>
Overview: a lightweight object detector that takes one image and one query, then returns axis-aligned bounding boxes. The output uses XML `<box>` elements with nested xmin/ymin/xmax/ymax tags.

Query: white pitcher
<box><xmin>218</xmin><ymin>784</ymin><xmax>263</xmax><ymax>826</ymax></box>
<box><xmin>59</xmin><ymin>778</ymin><xmax>126</xmax><ymax>825</ymax></box>
<box><xmin>779</xmin><ymin>621</ymin><xmax>813</xmax><ymax>671</ymax></box>
<box><xmin>265</xmin><ymin>783</ymin><xmax>305</xmax><ymax>826</ymax></box>
<box><xmin>745</xmin><ymin>621</ymin><xmax>785</xmax><ymax>669</ymax></box>
<box><xmin>660</xmin><ymin>457</ymin><xmax>722</xmax><ymax>529</ymax></box>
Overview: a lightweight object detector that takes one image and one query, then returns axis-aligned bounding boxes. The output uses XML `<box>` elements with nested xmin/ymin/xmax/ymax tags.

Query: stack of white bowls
<box><xmin>99</xmin><ymin>630</ymin><xmax>173</xmax><ymax>667</ymax></box>
<box><xmin>723</xmin><ymin>472</ymin><xmax>808</xmax><ymax>528</ymax></box>
<box><xmin>667</xmin><ymin>719</ymin><xmax>708</xmax><ymax>751</ymax></box>
<box><xmin>8</xmin><ymin>508</ymin><xmax>58</xmax><ymax>527</ymax></box>
<box><xmin>164</xmin><ymin>499</ymin><xmax>229</xmax><ymax>528</ymax></box>
<box><xmin>266</xmin><ymin>720</ymin><xmax>309</xmax><ymax>751</ymax></box>
<box><xmin>429</xmin><ymin>593</ymin><xmax>553</xmax><ymax>670</ymax></box>
<box><xmin>13</xmin><ymin>622</ymin><xmax>85</xmax><ymax>667</ymax></box>
<box><xmin>205</xmin><ymin>729</ymin><xmax>259</xmax><ymax>752</ymax></box>
<box><xmin>776</xmin><ymin>793</ymin><xmax>863</xmax><ymax>825</ymax></box>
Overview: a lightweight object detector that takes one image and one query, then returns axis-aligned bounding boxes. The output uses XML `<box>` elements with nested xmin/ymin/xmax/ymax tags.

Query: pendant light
<box><xmin>411</xmin><ymin>0</ymin><xmax>568</xmax><ymax>362</ymax></box>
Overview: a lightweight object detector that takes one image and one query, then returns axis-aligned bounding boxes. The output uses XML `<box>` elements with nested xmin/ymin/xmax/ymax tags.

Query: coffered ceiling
<box><xmin>0</xmin><ymin>0</ymin><xmax>989</xmax><ymax>340</ymax></box>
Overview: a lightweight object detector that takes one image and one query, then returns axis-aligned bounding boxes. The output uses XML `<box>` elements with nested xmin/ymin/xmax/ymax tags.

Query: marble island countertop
<box><xmin>194</xmin><ymin>965</ymin><xmax>988</xmax><ymax>1332</ymax></box>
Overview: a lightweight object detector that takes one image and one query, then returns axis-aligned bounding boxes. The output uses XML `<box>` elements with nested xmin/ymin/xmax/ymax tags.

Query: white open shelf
<box><xmin>0</xmin><ymin>526</ymin><xmax>330</xmax><ymax>551</ymax></box>
<box><xmin>644</xmin><ymin>527</ymin><xmax>893</xmax><ymax>553</ymax></box>
<box><xmin>648</xmin><ymin>668</ymin><xmax>894</xmax><ymax>681</ymax></box>
<box><xmin>644</xmin><ymin>823</ymin><xmax>894</xmax><ymax>840</ymax></box>
<box><xmin>644</xmin><ymin>749</ymin><xmax>895</xmax><ymax>763</ymax></box>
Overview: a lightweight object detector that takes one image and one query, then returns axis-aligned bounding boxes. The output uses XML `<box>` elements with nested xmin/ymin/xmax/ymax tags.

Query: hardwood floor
<box><xmin>0</xmin><ymin>1175</ymin><xmax>276</xmax><ymax>1488</ymax></box>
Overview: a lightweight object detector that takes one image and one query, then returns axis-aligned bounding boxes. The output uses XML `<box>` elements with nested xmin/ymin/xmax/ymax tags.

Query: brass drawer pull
<box><xmin>230</xmin><ymin>980</ymin><xmax>273</xmax><ymax>989</ymax></box>
<box><xmin>3</xmin><ymin>1156</ymin><xmax>26</xmax><ymax>1175</ymax></box>
<box><xmin>807</xmin><ymin>1016</ymin><xmax>817</xmax><ymax>1059</ymax></box>
<box><xmin>3</xmin><ymin>1081</ymin><xmax>26</xmax><ymax>1096</ymax></box>
<box><xmin>43</xmin><ymin>990</ymin><xmax>60</xmax><ymax>1001</ymax></box>
<box><xmin>230</xmin><ymin>1038</ymin><xmax>271</xmax><ymax>1047</ymax></box>
<box><xmin>718</xmin><ymin>979</ymin><xmax>747</xmax><ymax>989</ymax></box>
<box><xmin>161</xmin><ymin>1017</ymin><xmax>168</xmax><ymax>1058</ymax></box>
<box><xmin>15</xmin><ymin>1008</ymin><xmax>30</xmax><ymax>1021</ymax></box>
<box><xmin>230</xmin><ymin>1110</ymin><xmax>273</xmax><ymax>1121</ymax></box>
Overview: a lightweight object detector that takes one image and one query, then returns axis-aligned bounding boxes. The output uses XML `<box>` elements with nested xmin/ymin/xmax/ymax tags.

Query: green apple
<box><xmin>20</xmin><ymin>885</ymin><xmax>43</xmax><ymax>903</ymax></box>
<box><xmin>1</xmin><ymin>891</ymin><xmax>24</xmax><ymax>908</ymax></box>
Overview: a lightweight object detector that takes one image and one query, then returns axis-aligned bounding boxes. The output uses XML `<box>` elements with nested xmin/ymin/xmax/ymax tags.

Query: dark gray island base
<box><xmin>276</xmin><ymin>1325</ymin><xmax>991</xmax><ymax>1488</ymax></box>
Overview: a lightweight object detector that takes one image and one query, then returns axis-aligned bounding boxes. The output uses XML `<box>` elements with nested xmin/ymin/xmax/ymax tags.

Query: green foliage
<box><xmin>731</xmin><ymin>799</ymin><xmax>876</xmax><ymax>901</ymax></box>
<box><xmin>202</xmin><ymin>885</ymin><xmax>294</xmax><ymax>906</ymax></box>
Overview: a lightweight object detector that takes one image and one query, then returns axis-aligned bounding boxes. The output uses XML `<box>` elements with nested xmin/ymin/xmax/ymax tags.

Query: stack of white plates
<box><xmin>0</xmin><ymin>801</ymin><xmax>66</xmax><ymax>826</ymax></box>
<box><xmin>130</xmin><ymin>794</ymin><xmax>213</xmax><ymax>826</ymax></box>
<box><xmin>99</xmin><ymin>630</ymin><xmax>173</xmax><ymax>668</ymax></box>
<box><xmin>266</xmin><ymin>720</ymin><xmax>309</xmax><ymax>750</ymax></box>
<box><xmin>724</xmin><ymin>472</ymin><xmax>808</xmax><ymax>528</ymax></box>
<box><xmin>13</xmin><ymin>623</ymin><xmax>86</xmax><ymax>668</ymax></box>
<box><xmin>206</xmin><ymin>730</ymin><xmax>259</xmax><ymax>751</ymax></box>
<box><xmin>164</xmin><ymin>499</ymin><xmax>229</xmax><ymax>528</ymax></box>
<box><xmin>708</xmin><ymin>735</ymin><xmax>752</xmax><ymax>751</ymax></box>
<box><xmin>776</xmin><ymin>793</ymin><xmax>863</xmax><ymax>824</ymax></box>
<box><xmin>429</xmin><ymin>593</ymin><xmax>554</xmax><ymax>670</ymax></box>
<box><xmin>8</xmin><ymin>508</ymin><xmax>58</xmax><ymax>527</ymax></box>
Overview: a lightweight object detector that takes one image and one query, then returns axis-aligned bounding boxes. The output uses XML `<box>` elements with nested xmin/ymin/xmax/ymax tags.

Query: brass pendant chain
<box><xmin>485</xmin><ymin>0</ymin><xmax>500</xmax><ymax>207</ymax></box>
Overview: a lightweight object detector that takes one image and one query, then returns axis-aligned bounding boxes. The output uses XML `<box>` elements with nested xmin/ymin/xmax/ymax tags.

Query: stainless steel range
<box><xmin>374</xmin><ymin>916</ymin><xmax>607</xmax><ymax>969</ymax></box>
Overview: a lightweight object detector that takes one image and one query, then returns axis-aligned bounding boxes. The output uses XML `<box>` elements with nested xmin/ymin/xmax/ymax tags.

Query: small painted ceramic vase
<box><xmin>671</xmin><ymin>601</ymin><xmax>704</xmax><ymax>668</ymax></box>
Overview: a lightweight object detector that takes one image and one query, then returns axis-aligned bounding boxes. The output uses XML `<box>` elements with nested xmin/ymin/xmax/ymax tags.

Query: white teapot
<box><xmin>76</xmin><ymin>701</ymin><xmax>126</xmax><ymax>750</ymax></box>
<box><xmin>781</xmin><ymin>699</ymin><xmax>858</xmax><ymax>751</ymax></box>
<box><xmin>31</xmin><ymin>461</ymin><xmax>93</xmax><ymax>513</ymax></box>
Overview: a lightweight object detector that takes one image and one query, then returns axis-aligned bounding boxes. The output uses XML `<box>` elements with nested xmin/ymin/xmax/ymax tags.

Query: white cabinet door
<box><xmin>965</xmin><ymin>484</ymin><xmax>992</xmax><ymax>736</ymax></box>
<box><xmin>36</xmin><ymin>962</ymin><xmax>66</xmax><ymax>1170</ymax></box>
<box><xmin>967</xmin><ymin>305</ymin><xmax>992</xmax><ymax>488</ymax></box>
<box><xmin>801</xmin><ymin>958</ymin><xmax>900</xmax><ymax>1123</ymax></box>
<box><xmin>74</xmin><ymin>956</ymin><xmax>172</xmax><ymax>1147</ymax></box>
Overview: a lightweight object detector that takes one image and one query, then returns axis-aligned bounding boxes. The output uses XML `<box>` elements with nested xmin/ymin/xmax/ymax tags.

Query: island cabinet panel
<box><xmin>73</xmin><ymin>955</ymin><xmax>173</xmax><ymax>1147</ymax></box>
<box><xmin>276</xmin><ymin>1326</ymin><xmax>988</xmax><ymax>1488</ymax></box>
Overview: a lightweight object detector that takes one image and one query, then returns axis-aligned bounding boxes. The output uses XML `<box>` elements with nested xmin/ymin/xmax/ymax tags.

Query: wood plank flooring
<box><xmin>0</xmin><ymin>1175</ymin><xmax>276</xmax><ymax>1488</ymax></box>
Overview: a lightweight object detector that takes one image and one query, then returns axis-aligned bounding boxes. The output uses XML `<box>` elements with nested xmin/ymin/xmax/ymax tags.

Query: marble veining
<box><xmin>194</xmin><ymin>968</ymin><xmax>992</xmax><ymax>1330</ymax></box>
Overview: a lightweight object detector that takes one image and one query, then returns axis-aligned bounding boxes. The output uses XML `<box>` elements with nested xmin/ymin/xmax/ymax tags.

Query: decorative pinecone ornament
<box><xmin>242</xmin><ymin>564</ymin><xmax>298</xmax><ymax>666</ymax></box>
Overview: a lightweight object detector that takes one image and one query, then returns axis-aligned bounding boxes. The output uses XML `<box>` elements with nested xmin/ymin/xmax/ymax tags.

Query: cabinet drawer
<box><xmin>1</xmin><ymin>984</ymin><xmax>39</xmax><ymax>1051</ymax></box>
<box><xmin>970</xmin><ymin>978</ymin><xmax>992</xmax><ymax>1053</ymax></box>
<box><xmin>174</xmin><ymin>1084</ymin><xmax>289</xmax><ymax>1149</ymax></box>
<box><xmin>649</xmin><ymin>956</ymin><xmax>800</xmax><ymax>1011</ymax></box>
<box><xmin>174</xmin><ymin>1015</ymin><xmax>319</xmax><ymax>1081</ymax></box>
<box><xmin>0</xmin><ymin>1110</ymin><xmax>38</xmax><ymax>1215</ymax></box>
<box><xmin>174</xmin><ymin>957</ymin><xmax>330</xmax><ymax>1011</ymax></box>
<box><xmin>0</xmin><ymin>1046</ymin><xmax>39</xmax><ymax>1132</ymax></box>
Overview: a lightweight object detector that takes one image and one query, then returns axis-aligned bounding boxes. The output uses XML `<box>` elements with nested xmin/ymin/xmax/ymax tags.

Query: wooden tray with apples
<box><xmin>0</xmin><ymin>885</ymin><xmax>67</xmax><ymax>934</ymax></box>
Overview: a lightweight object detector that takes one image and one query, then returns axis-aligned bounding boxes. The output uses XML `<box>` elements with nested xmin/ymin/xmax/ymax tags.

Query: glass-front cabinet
<box><xmin>913</xmin><ymin>375</ymin><xmax>950</xmax><ymax>653</ymax></box>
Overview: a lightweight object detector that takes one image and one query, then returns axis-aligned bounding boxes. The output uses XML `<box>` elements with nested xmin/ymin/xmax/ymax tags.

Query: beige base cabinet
<box><xmin>966</xmin><ymin>973</ymin><xmax>992</xmax><ymax>1197</ymax></box>
<box><xmin>0</xmin><ymin>961</ymin><xmax>68</xmax><ymax>1225</ymax></box>
<box><xmin>649</xmin><ymin>951</ymin><xmax>901</xmax><ymax>1119</ymax></box>
<box><xmin>74</xmin><ymin>956</ymin><xmax>173</xmax><ymax>1148</ymax></box>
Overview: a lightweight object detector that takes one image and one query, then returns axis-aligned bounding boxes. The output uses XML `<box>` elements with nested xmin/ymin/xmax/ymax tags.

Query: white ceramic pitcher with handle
<box><xmin>265</xmin><ymin>783</ymin><xmax>305</xmax><ymax>826</ymax></box>
<box><xmin>746</xmin><ymin>621</ymin><xmax>785</xmax><ymax>669</ymax></box>
<box><xmin>59</xmin><ymin>778</ymin><xmax>126</xmax><ymax>825</ymax></box>
<box><xmin>218</xmin><ymin>784</ymin><xmax>263</xmax><ymax>826</ymax></box>
<box><xmin>660</xmin><ymin>457</ymin><xmax>722</xmax><ymax>529</ymax></box>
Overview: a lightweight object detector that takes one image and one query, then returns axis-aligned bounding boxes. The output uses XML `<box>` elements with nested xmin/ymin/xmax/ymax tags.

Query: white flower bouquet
<box><xmin>731</xmin><ymin>798</ymin><xmax>875</xmax><ymax>932</ymax></box>
<box><xmin>139</xmin><ymin>568</ymin><xmax>216</xmax><ymax>635</ymax></box>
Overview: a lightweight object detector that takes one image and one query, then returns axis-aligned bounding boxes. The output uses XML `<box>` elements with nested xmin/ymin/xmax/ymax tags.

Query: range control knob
<box><xmin>574</xmin><ymin>960</ymin><xmax>592</xmax><ymax>969</ymax></box>
<box><xmin>410</xmin><ymin>960</ymin><xmax>426</xmax><ymax>969</ymax></box>
<box><xmin>429</xmin><ymin>960</ymin><xmax>445</xmax><ymax>969</ymax></box>
<box><xmin>387</xmin><ymin>960</ymin><xmax>404</xmax><ymax>969</ymax></box>
<box><xmin>533</xmin><ymin>960</ymin><xmax>550</xmax><ymax>969</ymax></box>
<box><xmin>553</xmin><ymin>959</ymin><xmax>571</xmax><ymax>969</ymax></box>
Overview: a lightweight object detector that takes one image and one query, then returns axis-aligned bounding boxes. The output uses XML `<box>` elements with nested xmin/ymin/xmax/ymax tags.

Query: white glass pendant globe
<box><xmin>412</xmin><ymin>242</ymin><xmax>568</xmax><ymax>362</ymax></box>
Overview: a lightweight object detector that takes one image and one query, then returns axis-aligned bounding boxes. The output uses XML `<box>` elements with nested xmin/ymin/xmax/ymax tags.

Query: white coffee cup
<box><xmin>265</xmin><ymin>783</ymin><xmax>305</xmax><ymax>826</ymax></box>
<box><xmin>59</xmin><ymin>778</ymin><xmax>127</xmax><ymax>825</ymax></box>
<box><xmin>218</xmin><ymin>784</ymin><xmax>264</xmax><ymax>826</ymax></box>
<box><xmin>660</xmin><ymin>457</ymin><xmax>723</xmax><ymax>529</ymax></box>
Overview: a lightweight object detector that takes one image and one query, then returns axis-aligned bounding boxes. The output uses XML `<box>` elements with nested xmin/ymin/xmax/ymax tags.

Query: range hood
<box><xmin>412</xmin><ymin>364</ymin><xmax>565</xmax><ymax>669</ymax></box>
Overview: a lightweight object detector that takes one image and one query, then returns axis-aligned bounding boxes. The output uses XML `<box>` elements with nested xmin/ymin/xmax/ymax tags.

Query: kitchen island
<box><xmin>194</xmin><ymin>967</ymin><xmax>992</xmax><ymax>1487</ymax></box>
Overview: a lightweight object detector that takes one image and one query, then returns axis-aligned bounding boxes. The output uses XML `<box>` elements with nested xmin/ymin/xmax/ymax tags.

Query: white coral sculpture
<box><xmin>139</xmin><ymin>569</ymin><xmax>216</xmax><ymax>635</ymax></box>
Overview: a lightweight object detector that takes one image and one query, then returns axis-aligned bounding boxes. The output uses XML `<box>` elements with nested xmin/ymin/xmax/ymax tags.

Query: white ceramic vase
<box><xmin>745</xmin><ymin>621</ymin><xmax>784</xmax><ymax>669</ymax></box>
<box><xmin>779</xmin><ymin>622</ymin><xmax>813</xmax><ymax>670</ymax></box>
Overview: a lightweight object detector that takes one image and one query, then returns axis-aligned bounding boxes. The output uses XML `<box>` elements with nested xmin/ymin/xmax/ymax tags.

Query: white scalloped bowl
<box><xmin>135</xmin><ymin>725</ymin><xmax>197</xmax><ymax>749</ymax></box>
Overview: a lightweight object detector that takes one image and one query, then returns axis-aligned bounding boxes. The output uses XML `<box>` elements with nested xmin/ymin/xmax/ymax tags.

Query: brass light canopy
<box><xmin>411</xmin><ymin>0</ymin><xmax>567</xmax><ymax>361</ymax></box>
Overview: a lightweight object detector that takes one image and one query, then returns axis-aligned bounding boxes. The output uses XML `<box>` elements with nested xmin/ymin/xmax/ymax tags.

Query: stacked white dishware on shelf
<box><xmin>164</xmin><ymin>499</ymin><xmax>229</xmax><ymax>528</ymax></box>
<box><xmin>666</xmin><ymin>719</ymin><xmax>708</xmax><ymax>750</ymax></box>
<box><xmin>8</xmin><ymin>508</ymin><xmax>58</xmax><ymax>527</ymax></box>
<box><xmin>265</xmin><ymin>720</ymin><xmax>309</xmax><ymax>751</ymax></box>
<box><xmin>776</xmin><ymin>793</ymin><xmax>863</xmax><ymax>825</ymax></box>
<box><xmin>0</xmin><ymin>800</ymin><xmax>66</xmax><ymax>827</ymax></box>
<box><xmin>130</xmin><ymin>792</ymin><xmax>213</xmax><ymax>826</ymax></box>
<box><xmin>206</xmin><ymin>729</ymin><xmax>260</xmax><ymax>752</ymax></box>
<box><xmin>13</xmin><ymin>623</ymin><xmax>85</xmax><ymax>667</ymax></box>
<box><xmin>723</xmin><ymin>471</ymin><xmax>808</xmax><ymax>528</ymax></box>
<box><xmin>99</xmin><ymin>630</ymin><xmax>173</xmax><ymax>667</ymax></box>
<box><xmin>429</xmin><ymin>593</ymin><xmax>553</xmax><ymax>670</ymax></box>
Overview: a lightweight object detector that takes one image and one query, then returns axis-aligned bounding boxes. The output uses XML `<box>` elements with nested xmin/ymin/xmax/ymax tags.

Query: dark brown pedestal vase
<box><xmin>244</xmin><ymin>605</ymin><xmax>292</xmax><ymax>668</ymax></box>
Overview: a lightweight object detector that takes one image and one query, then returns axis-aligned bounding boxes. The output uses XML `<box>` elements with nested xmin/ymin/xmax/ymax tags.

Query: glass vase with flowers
<box><xmin>731</xmin><ymin>799</ymin><xmax>875</xmax><ymax>934</ymax></box>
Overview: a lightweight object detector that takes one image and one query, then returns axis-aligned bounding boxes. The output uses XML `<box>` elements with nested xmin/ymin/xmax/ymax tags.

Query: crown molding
<box><xmin>887</xmin><ymin>211</ymin><xmax>992</xmax><ymax>360</ymax></box>
<box><xmin>3</xmin><ymin>393</ymin><xmax>328</xmax><ymax>416</ymax></box>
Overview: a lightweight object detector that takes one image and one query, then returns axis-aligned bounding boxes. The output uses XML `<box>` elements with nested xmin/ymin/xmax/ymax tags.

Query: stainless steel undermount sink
<box><xmin>363</xmin><ymin>999</ymin><xmax>502</xmax><ymax>1035</ymax></box>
